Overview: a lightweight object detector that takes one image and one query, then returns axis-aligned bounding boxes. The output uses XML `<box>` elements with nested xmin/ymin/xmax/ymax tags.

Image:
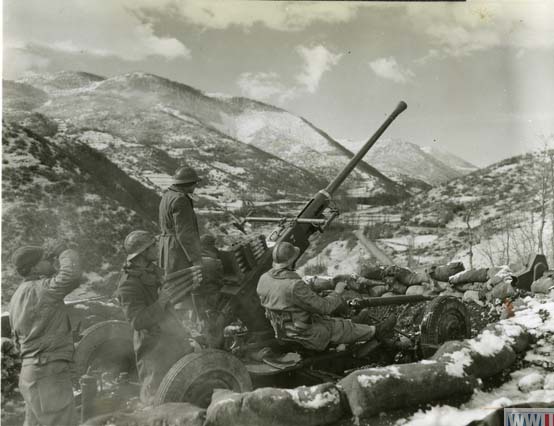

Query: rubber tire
<box><xmin>73</xmin><ymin>320</ymin><xmax>135</xmax><ymax>379</ymax></box>
<box><xmin>419</xmin><ymin>296</ymin><xmax>471</xmax><ymax>358</ymax></box>
<box><xmin>154</xmin><ymin>349</ymin><xmax>252</xmax><ymax>408</ymax></box>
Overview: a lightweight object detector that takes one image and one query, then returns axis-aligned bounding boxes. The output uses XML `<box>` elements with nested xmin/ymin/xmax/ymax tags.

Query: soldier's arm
<box><xmin>291</xmin><ymin>280</ymin><xmax>343</xmax><ymax>315</ymax></box>
<box><xmin>117</xmin><ymin>280</ymin><xmax>166</xmax><ymax>331</ymax></box>
<box><xmin>173</xmin><ymin>197</ymin><xmax>201</xmax><ymax>263</ymax></box>
<box><xmin>44</xmin><ymin>249</ymin><xmax>82</xmax><ymax>300</ymax></box>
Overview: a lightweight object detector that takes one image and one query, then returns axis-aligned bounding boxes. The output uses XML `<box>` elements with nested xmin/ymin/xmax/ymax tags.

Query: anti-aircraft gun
<box><xmin>215</xmin><ymin>101</ymin><xmax>409</xmax><ymax>335</ymax></box>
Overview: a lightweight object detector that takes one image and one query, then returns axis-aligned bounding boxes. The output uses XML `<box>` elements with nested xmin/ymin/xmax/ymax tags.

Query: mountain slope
<box><xmin>339</xmin><ymin>138</ymin><xmax>477</xmax><ymax>186</ymax></box>
<box><xmin>4</xmin><ymin>73</ymin><xmax>326</xmax><ymax>204</ymax></box>
<box><xmin>421</xmin><ymin>145</ymin><xmax>477</xmax><ymax>174</ymax></box>
<box><xmin>1</xmin><ymin>120</ymin><xmax>159</xmax><ymax>301</ymax></box>
<box><xmin>10</xmin><ymin>71</ymin><xmax>406</xmax><ymax>203</ymax></box>
<box><xmin>402</xmin><ymin>150</ymin><xmax>554</xmax><ymax>229</ymax></box>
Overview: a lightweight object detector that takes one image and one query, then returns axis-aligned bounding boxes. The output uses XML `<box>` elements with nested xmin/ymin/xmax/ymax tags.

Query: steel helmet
<box><xmin>124</xmin><ymin>230</ymin><xmax>156</xmax><ymax>261</ymax></box>
<box><xmin>272</xmin><ymin>241</ymin><xmax>300</xmax><ymax>269</ymax></box>
<box><xmin>173</xmin><ymin>166</ymin><xmax>200</xmax><ymax>185</ymax></box>
<box><xmin>12</xmin><ymin>246</ymin><xmax>44</xmax><ymax>276</ymax></box>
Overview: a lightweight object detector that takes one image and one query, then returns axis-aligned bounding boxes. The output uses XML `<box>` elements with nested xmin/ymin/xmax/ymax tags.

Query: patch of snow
<box><xmin>420</xmin><ymin>360</ymin><xmax>437</xmax><ymax>365</ymax></box>
<box><xmin>444</xmin><ymin>350</ymin><xmax>472</xmax><ymax>377</ymax></box>
<box><xmin>401</xmin><ymin>405</ymin><xmax>492</xmax><ymax>426</ymax></box>
<box><xmin>517</xmin><ymin>371</ymin><xmax>545</xmax><ymax>392</ymax></box>
<box><xmin>468</xmin><ymin>330</ymin><xmax>505</xmax><ymax>357</ymax></box>
<box><xmin>212</xmin><ymin>161</ymin><xmax>246</xmax><ymax>176</ymax></box>
<box><xmin>285</xmin><ymin>386</ymin><xmax>340</xmax><ymax>409</ymax></box>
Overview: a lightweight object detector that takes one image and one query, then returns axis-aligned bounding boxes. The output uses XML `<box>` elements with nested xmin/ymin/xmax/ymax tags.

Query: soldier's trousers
<box><xmin>287</xmin><ymin>317</ymin><xmax>376</xmax><ymax>351</ymax></box>
<box><xmin>19</xmin><ymin>360</ymin><xmax>77</xmax><ymax>426</ymax></box>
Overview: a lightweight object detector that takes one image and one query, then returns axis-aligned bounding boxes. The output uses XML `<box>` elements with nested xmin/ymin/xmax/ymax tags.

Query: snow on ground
<box><xmin>298</xmin><ymin>240</ymin><xmax>367</xmax><ymax>276</ymax></box>
<box><xmin>399</xmin><ymin>295</ymin><xmax>554</xmax><ymax>426</ymax></box>
<box><xmin>379</xmin><ymin>235</ymin><xmax>438</xmax><ymax>252</ymax></box>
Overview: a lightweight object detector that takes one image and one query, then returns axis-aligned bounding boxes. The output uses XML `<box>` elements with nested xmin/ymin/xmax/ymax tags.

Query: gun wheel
<box><xmin>73</xmin><ymin>320</ymin><xmax>135</xmax><ymax>380</ymax></box>
<box><xmin>154</xmin><ymin>349</ymin><xmax>252</xmax><ymax>408</ymax></box>
<box><xmin>419</xmin><ymin>296</ymin><xmax>471</xmax><ymax>358</ymax></box>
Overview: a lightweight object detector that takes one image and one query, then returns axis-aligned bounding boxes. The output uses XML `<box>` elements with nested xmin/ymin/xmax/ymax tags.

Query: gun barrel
<box><xmin>325</xmin><ymin>101</ymin><xmax>407</xmax><ymax>195</ymax></box>
<box><xmin>246</xmin><ymin>217</ymin><xmax>327</xmax><ymax>225</ymax></box>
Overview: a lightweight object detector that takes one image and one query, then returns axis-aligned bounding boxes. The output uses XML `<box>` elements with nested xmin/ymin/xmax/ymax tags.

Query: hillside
<box><xmin>399</xmin><ymin>150</ymin><xmax>554</xmax><ymax>266</ymax></box>
<box><xmin>339</xmin><ymin>138</ymin><xmax>477</xmax><ymax>186</ymax></box>
<box><xmin>5</xmin><ymin>71</ymin><xmax>406</xmax><ymax>203</ymax></box>
<box><xmin>1</xmin><ymin>120</ymin><xmax>160</xmax><ymax>303</ymax></box>
<box><xmin>3</xmin><ymin>76</ymin><xmax>326</xmax><ymax>205</ymax></box>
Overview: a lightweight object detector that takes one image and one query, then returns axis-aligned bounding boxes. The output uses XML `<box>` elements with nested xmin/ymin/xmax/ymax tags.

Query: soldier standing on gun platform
<box><xmin>9</xmin><ymin>241</ymin><xmax>81</xmax><ymax>426</ymax></box>
<box><xmin>117</xmin><ymin>230</ymin><xmax>192</xmax><ymax>404</ymax></box>
<box><xmin>158</xmin><ymin>165</ymin><xmax>202</xmax><ymax>276</ymax></box>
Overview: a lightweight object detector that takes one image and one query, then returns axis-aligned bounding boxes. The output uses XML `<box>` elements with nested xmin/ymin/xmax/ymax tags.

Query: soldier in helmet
<box><xmin>159</xmin><ymin>165</ymin><xmax>202</xmax><ymax>276</ymax></box>
<box><xmin>117</xmin><ymin>230</ymin><xmax>193</xmax><ymax>404</ymax></box>
<box><xmin>9</xmin><ymin>241</ymin><xmax>81</xmax><ymax>426</ymax></box>
<box><xmin>257</xmin><ymin>242</ymin><xmax>396</xmax><ymax>352</ymax></box>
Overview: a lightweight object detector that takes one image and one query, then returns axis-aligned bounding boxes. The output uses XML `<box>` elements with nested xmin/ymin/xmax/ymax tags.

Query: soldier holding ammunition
<box><xmin>117</xmin><ymin>230</ymin><xmax>193</xmax><ymax>404</ymax></box>
<box><xmin>257</xmin><ymin>242</ymin><xmax>396</xmax><ymax>351</ymax></box>
<box><xmin>9</xmin><ymin>241</ymin><xmax>81</xmax><ymax>426</ymax></box>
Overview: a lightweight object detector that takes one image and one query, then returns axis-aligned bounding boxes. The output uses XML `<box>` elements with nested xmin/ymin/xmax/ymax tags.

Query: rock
<box><xmin>406</xmin><ymin>285</ymin><xmax>425</xmax><ymax>296</ymax></box>
<box><xmin>382</xmin><ymin>292</ymin><xmax>395</xmax><ymax>297</ymax></box>
<box><xmin>205</xmin><ymin>383</ymin><xmax>345</xmax><ymax>426</ymax></box>
<box><xmin>531</xmin><ymin>275</ymin><xmax>554</xmax><ymax>294</ymax></box>
<box><xmin>463</xmin><ymin>290</ymin><xmax>483</xmax><ymax>305</ymax></box>
<box><xmin>543</xmin><ymin>373</ymin><xmax>554</xmax><ymax>390</ymax></box>
<box><xmin>517</xmin><ymin>372</ymin><xmax>545</xmax><ymax>392</ymax></box>
<box><xmin>83</xmin><ymin>403</ymin><xmax>205</xmax><ymax>426</ymax></box>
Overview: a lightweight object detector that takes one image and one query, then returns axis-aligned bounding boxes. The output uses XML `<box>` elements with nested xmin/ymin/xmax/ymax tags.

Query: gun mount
<box><xmin>218</xmin><ymin>101</ymin><xmax>408</xmax><ymax>333</ymax></box>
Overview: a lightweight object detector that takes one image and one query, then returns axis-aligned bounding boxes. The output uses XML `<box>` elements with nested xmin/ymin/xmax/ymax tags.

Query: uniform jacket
<box><xmin>116</xmin><ymin>262</ymin><xmax>191</xmax><ymax>403</ymax></box>
<box><xmin>257</xmin><ymin>267</ymin><xmax>343</xmax><ymax>348</ymax></box>
<box><xmin>9</xmin><ymin>249</ymin><xmax>82</xmax><ymax>365</ymax></box>
<box><xmin>158</xmin><ymin>186</ymin><xmax>201</xmax><ymax>274</ymax></box>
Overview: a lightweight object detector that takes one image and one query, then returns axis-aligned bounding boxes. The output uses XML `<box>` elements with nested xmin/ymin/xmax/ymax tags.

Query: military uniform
<box><xmin>159</xmin><ymin>186</ymin><xmax>201</xmax><ymax>275</ymax></box>
<box><xmin>9</xmin><ymin>249</ymin><xmax>81</xmax><ymax>426</ymax></box>
<box><xmin>116</xmin><ymin>262</ymin><xmax>192</xmax><ymax>404</ymax></box>
<box><xmin>257</xmin><ymin>267</ymin><xmax>375</xmax><ymax>351</ymax></box>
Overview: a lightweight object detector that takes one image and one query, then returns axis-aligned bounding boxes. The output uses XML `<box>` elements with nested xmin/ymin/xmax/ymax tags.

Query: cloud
<box><xmin>295</xmin><ymin>45</ymin><xmax>342</xmax><ymax>93</ymax></box>
<box><xmin>4</xmin><ymin>0</ymin><xmax>190</xmax><ymax>65</ymax></box>
<box><xmin>406</xmin><ymin>2</ymin><xmax>554</xmax><ymax>56</ymax></box>
<box><xmin>369</xmin><ymin>57</ymin><xmax>414</xmax><ymax>84</ymax></box>
<box><xmin>168</xmin><ymin>1</ymin><xmax>359</xmax><ymax>31</ymax></box>
<box><xmin>237</xmin><ymin>44</ymin><xmax>342</xmax><ymax>103</ymax></box>
<box><xmin>237</xmin><ymin>72</ymin><xmax>295</xmax><ymax>103</ymax></box>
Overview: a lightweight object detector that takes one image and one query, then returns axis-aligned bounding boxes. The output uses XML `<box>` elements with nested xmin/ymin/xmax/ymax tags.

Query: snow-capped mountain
<box><xmin>6</xmin><ymin>71</ymin><xmax>406</xmax><ymax>204</ymax></box>
<box><xmin>339</xmin><ymin>138</ymin><xmax>477</xmax><ymax>186</ymax></box>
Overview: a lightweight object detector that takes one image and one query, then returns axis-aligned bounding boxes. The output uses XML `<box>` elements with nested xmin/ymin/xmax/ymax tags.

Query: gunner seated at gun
<box><xmin>257</xmin><ymin>242</ymin><xmax>396</xmax><ymax>351</ymax></box>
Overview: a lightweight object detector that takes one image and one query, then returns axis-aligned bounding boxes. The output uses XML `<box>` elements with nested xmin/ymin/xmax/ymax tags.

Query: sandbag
<box><xmin>359</xmin><ymin>265</ymin><xmax>384</xmax><ymax>281</ymax></box>
<box><xmin>383</xmin><ymin>266</ymin><xmax>426</xmax><ymax>286</ymax></box>
<box><xmin>391</xmin><ymin>282</ymin><xmax>408</xmax><ymax>295</ymax></box>
<box><xmin>368</xmin><ymin>285</ymin><xmax>388</xmax><ymax>297</ymax></box>
<box><xmin>205</xmin><ymin>383</ymin><xmax>345</xmax><ymax>426</ymax></box>
<box><xmin>449</xmin><ymin>268</ymin><xmax>489</xmax><ymax>285</ymax></box>
<box><xmin>83</xmin><ymin>403</ymin><xmax>205</xmax><ymax>426</ymax></box>
<box><xmin>428</xmin><ymin>262</ymin><xmax>465</xmax><ymax>282</ymax></box>
<box><xmin>339</xmin><ymin>363</ymin><xmax>477</xmax><ymax>418</ymax></box>
<box><xmin>405</xmin><ymin>285</ymin><xmax>425</xmax><ymax>296</ymax></box>
<box><xmin>487</xmin><ymin>281</ymin><xmax>516</xmax><ymax>301</ymax></box>
<box><xmin>531</xmin><ymin>274</ymin><xmax>554</xmax><ymax>294</ymax></box>
<box><xmin>453</xmin><ymin>282</ymin><xmax>489</xmax><ymax>293</ymax></box>
<box><xmin>431</xmin><ymin>330</ymin><xmax>517</xmax><ymax>379</ymax></box>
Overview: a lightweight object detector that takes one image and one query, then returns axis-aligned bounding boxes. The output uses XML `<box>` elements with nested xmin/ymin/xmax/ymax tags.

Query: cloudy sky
<box><xmin>4</xmin><ymin>0</ymin><xmax>554</xmax><ymax>166</ymax></box>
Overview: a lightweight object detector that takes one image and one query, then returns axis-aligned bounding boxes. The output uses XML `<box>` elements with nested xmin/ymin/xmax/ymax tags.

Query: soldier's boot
<box><xmin>374</xmin><ymin>315</ymin><xmax>397</xmax><ymax>341</ymax></box>
<box><xmin>351</xmin><ymin>308</ymin><xmax>374</xmax><ymax>325</ymax></box>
